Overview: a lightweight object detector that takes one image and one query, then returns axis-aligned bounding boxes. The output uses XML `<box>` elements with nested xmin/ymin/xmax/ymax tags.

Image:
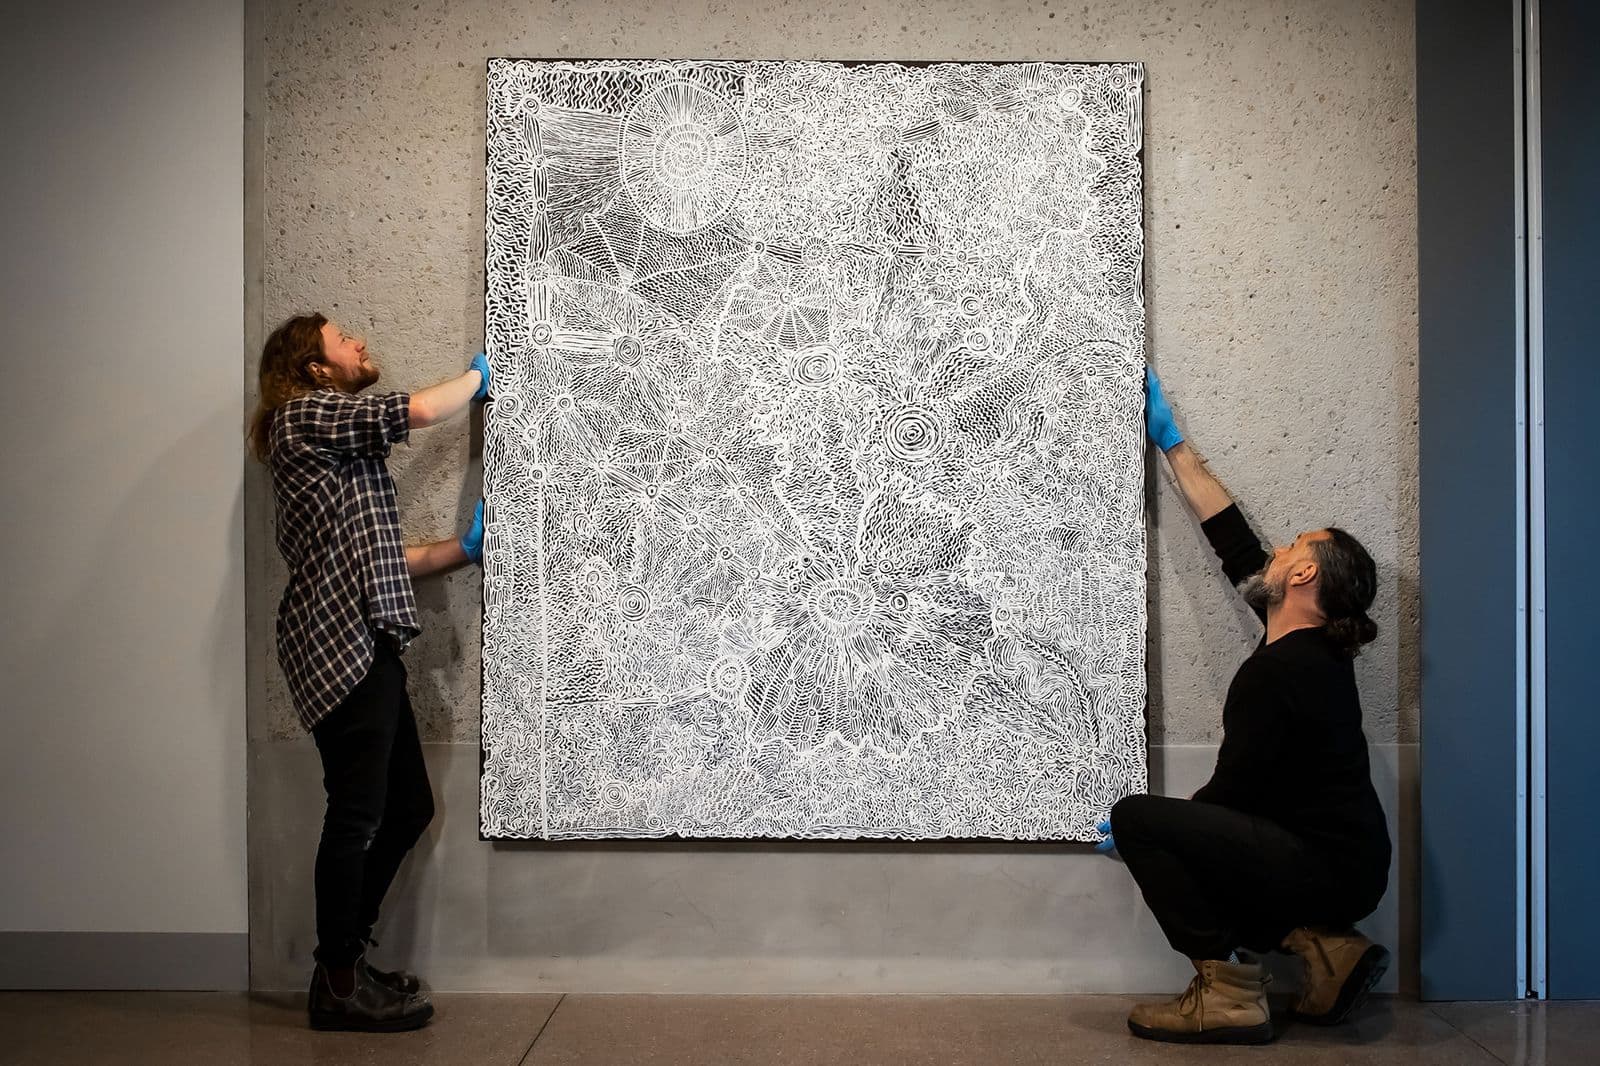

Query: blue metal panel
<box><xmin>1417</xmin><ymin>0</ymin><xmax>1524</xmax><ymax>1001</ymax></box>
<box><xmin>1536</xmin><ymin>0</ymin><xmax>1600</xmax><ymax>1001</ymax></box>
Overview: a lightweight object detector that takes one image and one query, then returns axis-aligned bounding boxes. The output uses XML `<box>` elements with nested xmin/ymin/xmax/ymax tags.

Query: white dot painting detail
<box><xmin>482</xmin><ymin>59</ymin><xmax>1148</xmax><ymax>840</ymax></box>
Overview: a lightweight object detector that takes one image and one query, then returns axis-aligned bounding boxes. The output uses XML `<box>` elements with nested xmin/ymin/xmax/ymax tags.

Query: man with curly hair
<box><xmin>250</xmin><ymin>314</ymin><xmax>488</xmax><ymax>1031</ymax></box>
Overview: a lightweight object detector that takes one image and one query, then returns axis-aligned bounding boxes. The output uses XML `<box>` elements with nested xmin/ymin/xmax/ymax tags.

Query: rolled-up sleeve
<box><xmin>283</xmin><ymin>391</ymin><xmax>410</xmax><ymax>459</ymax></box>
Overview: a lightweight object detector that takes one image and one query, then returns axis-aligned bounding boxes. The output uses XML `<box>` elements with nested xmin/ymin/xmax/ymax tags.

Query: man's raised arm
<box><xmin>1144</xmin><ymin>366</ymin><xmax>1269</xmax><ymax>597</ymax></box>
<box><xmin>410</xmin><ymin>352</ymin><xmax>491</xmax><ymax>429</ymax></box>
<box><xmin>1145</xmin><ymin>367</ymin><xmax>1233</xmax><ymax>521</ymax></box>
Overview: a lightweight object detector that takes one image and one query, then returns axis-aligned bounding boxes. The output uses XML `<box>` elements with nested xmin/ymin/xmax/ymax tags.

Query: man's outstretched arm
<box><xmin>405</xmin><ymin>538</ymin><xmax>468</xmax><ymax>578</ymax></box>
<box><xmin>1165</xmin><ymin>443</ymin><xmax>1234</xmax><ymax>522</ymax></box>
<box><xmin>1145</xmin><ymin>366</ymin><xmax>1269</xmax><ymax>598</ymax></box>
<box><xmin>410</xmin><ymin>353</ymin><xmax>491</xmax><ymax>429</ymax></box>
<box><xmin>1145</xmin><ymin>367</ymin><xmax>1233</xmax><ymax>521</ymax></box>
<box><xmin>404</xmin><ymin>500</ymin><xmax>484</xmax><ymax>579</ymax></box>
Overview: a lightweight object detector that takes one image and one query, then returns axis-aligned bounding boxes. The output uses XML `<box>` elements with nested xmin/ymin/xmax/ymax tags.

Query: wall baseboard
<box><xmin>0</xmin><ymin>932</ymin><xmax>247</xmax><ymax>991</ymax></box>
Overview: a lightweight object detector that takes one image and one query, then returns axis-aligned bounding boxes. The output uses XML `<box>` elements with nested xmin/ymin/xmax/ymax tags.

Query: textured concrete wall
<box><xmin>246</xmin><ymin>0</ymin><xmax>1417</xmax><ymax>990</ymax></box>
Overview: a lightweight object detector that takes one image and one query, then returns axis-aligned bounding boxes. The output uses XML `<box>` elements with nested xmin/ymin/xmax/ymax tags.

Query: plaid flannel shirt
<box><xmin>269</xmin><ymin>389</ymin><xmax>421</xmax><ymax>730</ymax></box>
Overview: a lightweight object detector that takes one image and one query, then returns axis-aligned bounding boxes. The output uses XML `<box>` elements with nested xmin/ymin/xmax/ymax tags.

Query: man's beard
<box><xmin>1238</xmin><ymin>568</ymin><xmax>1286</xmax><ymax>612</ymax></box>
<box><xmin>333</xmin><ymin>363</ymin><xmax>380</xmax><ymax>393</ymax></box>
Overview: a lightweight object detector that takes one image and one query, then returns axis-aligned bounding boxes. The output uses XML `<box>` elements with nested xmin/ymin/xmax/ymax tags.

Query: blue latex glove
<box><xmin>1094</xmin><ymin>818</ymin><xmax>1119</xmax><ymax>856</ymax></box>
<box><xmin>1144</xmin><ymin>366</ymin><xmax>1183</xmax><ymax>452</ymax></box>
<box><xmin>470</xmin><ymin>352</ymin><xmax>491</xmax><ymax>402</ymax></box>
<box><xmin>460</xmin><ymin>499</ymin><xmax>484</xmax><ymax>565</ymax></box>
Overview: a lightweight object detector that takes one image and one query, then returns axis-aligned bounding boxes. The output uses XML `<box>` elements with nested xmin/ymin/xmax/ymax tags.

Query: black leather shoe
<box><xmin>307</xmin><ymin>956</ymin><xmax>434</xmax><ymax>1032</ymax></box>
<box><xmin>365</xmin><ymin>958</ymin><xmax>424</xmax><ymax>997</ymax></box>
<box><xmin>357</xmin><ymin>936</ymin><xmax>423</xmax><ymax>996</ymax></box>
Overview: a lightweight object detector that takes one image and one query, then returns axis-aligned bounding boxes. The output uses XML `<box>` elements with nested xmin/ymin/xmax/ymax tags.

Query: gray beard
<box><xmin>1238</xmin><ymin>570</ymin><xmax>1284</xmax><ymax>613</ymax></box>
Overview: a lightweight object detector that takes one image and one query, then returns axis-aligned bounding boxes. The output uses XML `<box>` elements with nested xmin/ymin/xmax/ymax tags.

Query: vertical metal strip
<box><xmin>1512</xmin><ymin>0</ymin><xmax>1530</xmax><ymax>1001</ymax></box>
<box><xmin>1524</xmin><ymin>0</ymin><xmax>1550</xmax><ymax>1001</ymax></box>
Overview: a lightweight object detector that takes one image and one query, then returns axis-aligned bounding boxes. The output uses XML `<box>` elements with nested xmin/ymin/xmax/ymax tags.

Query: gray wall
<box><xmin>0</xmin><ymin>0</ymin><xmax>247</xmax><ymax>987</ymax></box>
<box><xmin>247</xmin><ymin>0</ymin><xmax>1418</xmax><ymax>992</ymax></box>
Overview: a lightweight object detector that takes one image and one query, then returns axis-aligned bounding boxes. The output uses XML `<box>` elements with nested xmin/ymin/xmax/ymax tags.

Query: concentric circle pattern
<box><xmin>613</xmin><ymin>334</ymin><xmax>644</xmax><ymax>367</ymax></box>
<box><xmin>791</xmin><ymin>345</ymin><xmax>839</xmax><ymax>388</ymax></box>
<box><xmin>883</xmin><ymin>404</ymin><xmax>945</xmax><ymax>464</ymax></box>
<box><xmin>616</xmin><ymin>584</ymin><xmax>651</xmax><ymax>621</ymax></box>
<box><xmin>620</xmin><ymin>80</ymin><xmax>748</xmax><ymax>233</ymax></box>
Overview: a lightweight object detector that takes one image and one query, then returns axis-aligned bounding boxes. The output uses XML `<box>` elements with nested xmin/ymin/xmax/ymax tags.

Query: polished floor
<box><xmin>1</xmin><ymin>991</ymin><xmax>1595</xmax><ymax>1065</ymax></box>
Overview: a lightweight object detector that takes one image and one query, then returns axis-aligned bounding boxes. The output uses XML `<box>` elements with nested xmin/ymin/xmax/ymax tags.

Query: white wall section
<box><xmin>0</xmin><ymin>0</ymin><xmax>246</xmax><ymax>941</ymax></box>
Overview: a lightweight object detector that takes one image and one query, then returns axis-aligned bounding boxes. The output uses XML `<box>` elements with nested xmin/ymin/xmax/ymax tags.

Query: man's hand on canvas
<box><xmin>1145</xmin><ymin>366</ymin><xmax>1183</xmax><ymax>452</ymax></box>
<box><xmin>470</xmin><ymin>352</ymin><xmax>491</xmax><ymax>402</ymax></box>
<box><xmin>461</xmin><ymin>499</ymin><xmax>485</xmax><ymax>565</ymax></box>
<box><xmin>1094</xmin><ymin>818</ymin><xmax>1120</xmax><ymax>859</ymax></box>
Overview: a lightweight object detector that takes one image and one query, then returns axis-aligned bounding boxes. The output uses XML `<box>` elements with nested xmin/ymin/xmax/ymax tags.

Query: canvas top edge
<box><xmin>485</xmin><ymin>58</ymin><xmax>1146</xmax><ymax>76</ymax></box>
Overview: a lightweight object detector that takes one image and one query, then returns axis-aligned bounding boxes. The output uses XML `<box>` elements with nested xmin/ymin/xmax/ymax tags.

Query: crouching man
<box><xmin>1105</xmin><ymin>369</ymin><xmax>1392</xmax><ymax>1045</ymax></box>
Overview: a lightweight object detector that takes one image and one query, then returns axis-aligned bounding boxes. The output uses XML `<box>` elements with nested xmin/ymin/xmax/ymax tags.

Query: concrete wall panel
<box><xmin>247</xmin><ymin>0</ymin><xmax>1417</xmax><ymax>991</ymax></box>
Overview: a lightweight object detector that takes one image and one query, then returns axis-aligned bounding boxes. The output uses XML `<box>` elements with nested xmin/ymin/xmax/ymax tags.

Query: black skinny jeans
<box><xmin>310</xmin><ymin>641</ymin><xmax>434</xmax><ymax>968</ymax></box>
<box><xmin>1110</xmin><ymin>794</ymin><xmax>1380</xmax><ymax>961</ymax></box>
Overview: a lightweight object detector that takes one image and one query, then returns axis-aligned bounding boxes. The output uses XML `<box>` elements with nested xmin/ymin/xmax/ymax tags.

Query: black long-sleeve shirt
<box><xmin>1190</xmin><ymin>504</ymin><xmax>1392</xmax><ymax>903</ymax></box>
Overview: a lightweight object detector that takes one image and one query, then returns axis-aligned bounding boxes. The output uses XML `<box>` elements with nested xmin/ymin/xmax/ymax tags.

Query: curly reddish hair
<box><xmin>249</xmin><ymin>313</ymin><xmax>327</xmax><ymax>462</ymax></box>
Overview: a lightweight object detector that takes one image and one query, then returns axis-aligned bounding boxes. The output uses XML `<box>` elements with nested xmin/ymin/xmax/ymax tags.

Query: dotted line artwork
<box><xmin>482</xmin><ymin>59</ymin><xmax>1147</xmax><ymax>840</ymax></box>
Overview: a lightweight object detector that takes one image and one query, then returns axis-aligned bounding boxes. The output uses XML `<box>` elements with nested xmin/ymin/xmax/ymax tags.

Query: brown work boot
<box><xmin>1127</xmin><ymin>958</ymin><xmax>1274</xmax><ymax>1044</ymax></box>
<box><xmin>1282</xmin><ymin>926</ymin><xmax>1390</xmax><ymax>1025</ymax></box>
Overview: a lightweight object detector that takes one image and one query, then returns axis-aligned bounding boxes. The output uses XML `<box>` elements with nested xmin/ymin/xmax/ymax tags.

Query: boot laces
<box><xmin>1312</xmin><ymin>933</ymin><xmax>1335</xmax><ymax>976</ymax></box>
<box><xmin>1179</xmin><ymin>973</ymin><xmax>1206</xmax><ymax>1017</ymax></box>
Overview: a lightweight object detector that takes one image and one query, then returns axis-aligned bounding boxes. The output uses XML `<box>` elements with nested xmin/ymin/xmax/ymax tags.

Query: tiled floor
<box><xmin>1</xmin><ymin>991</ymin><xmax>1594</xmax><ymax>1065</ymax></box>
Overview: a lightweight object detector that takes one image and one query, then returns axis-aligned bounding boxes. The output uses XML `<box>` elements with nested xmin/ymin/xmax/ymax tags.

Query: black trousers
<box><xmin>1110</xmin><ymin>794</ymin><xmax>1375</xmax><ymax>961</ymax></box>
<box><xmin>310</xmin><ymin>642</ymin><xmax>435</xmax><ymax>968</ymax></box>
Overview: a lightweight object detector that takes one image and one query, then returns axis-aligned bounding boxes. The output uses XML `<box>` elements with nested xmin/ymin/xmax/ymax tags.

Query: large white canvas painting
<box><xmin>482</xmin><ymin>59</ymin><xmax>1147</xmax><ymax>840</ymax></box>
